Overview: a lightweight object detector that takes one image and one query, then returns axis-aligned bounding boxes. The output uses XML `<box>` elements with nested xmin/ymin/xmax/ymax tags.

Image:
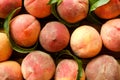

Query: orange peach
<box><xmin>85</xmin><ymin>55</ymin><xmax>120</xmax><ymax>80</ymax></box>
<box><xmin>100</xmin><ymin>18</ymin><xmax>120</xmax><ymax>52</ymax></box>
<box><xmin>70</xmin><ymin>25</ymin><xmax>102</xmax><ymax>58</ymax></box>
<box><xmin>0</xmin><ymin>0</ymin><xmax>22</xmax><ymax>18</ymax></box>
<box><xmin>10</xmin><ymin>14</ymin><xmax>41</xmax><ymax>47</ymax></box>
<box><xmin>24</xmin><ymin>0</ymin><xmax>51</xmax><ymax>18</ymax></box>
<box><xmin>57</xmin><ymin>0</ymin><xmax>89</xmax><ymax>23</ymax></box>
<box><xmin>94</xmin><ymin>0</ymin><xmax>120</xmax><ymax>19</ymax></box>
<box><xmin>0</xmin><ymin>61</ymin><xmax>23</xmax><ymax>80</ymax></box>
<box><xmin>55</xmin><ymin>59</ymin><xmax>85</xmax><ymax>80</ymax></box>
<box><xmin>39</xmin><ymin>21</ymin><xmax>70</xmax><ymax>52</ymax></box>
<box><xmin>21</xmin><ymin>51</ymin><xmax>55</xmax><ymax>80</ymax></box>
<box><xmin>0</xmin><ymin>32</ymin><xmax>12</xmax><ymax>61</ymax></box>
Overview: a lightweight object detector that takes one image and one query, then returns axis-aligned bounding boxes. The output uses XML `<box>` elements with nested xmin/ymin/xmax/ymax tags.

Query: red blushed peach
<box><xmin>39</xmin><ymin>21</ymin><xmax>70</xmax><ymax>52</ymax></box>
<box><xmin>24</xmin><ymin>0</ymin><xmax>51</xmax><ymax>18</ymax></box>
<box><xmin>101</xmin><ymin>18</ymin><xmax>120</xmax><ymax>52</ymax></box>
<box><xmin>0</xmin><ymin>33</ymin><xmax>13</xmax><ymax>62</ymax></box>
<box><xmin>85</xmin><ymin>55</ymin><xmax>120</xmax><ymax>80</ymax></box>
<box><xmin>70</xmin><ymin>25</ymin><xmax>102</xmax><ymax>58</ymax></box>
<box><xmin>55</xmin><ymin>59</ymin><xmax>85</xmax><ymax>80</ymax></box>
<box><xmin>94</xmin><ymin>0</ymin><xmax>120</xmax><ymax>19</ymax></box>
<box><xmin>57</xmin><ymin>0</ymin><xmax>89</xmax><ymax>23</ymax></box>
<box><xmin>0</xmin><ymin>0</ymin><xmax>22</xmax><ymax>18</ymax></box>
<box><xmin>21</xmin><ymin>51</ymin><xmax>55</xmax><ymax>80</ymax></box>
<box><xmin>0</xmin><ymin>61</ymin><xmax>23</xmax><ymax>80</ymax></box>
<box><xmin>10</xmin><ymin>14</ymin><xmax>41</xmax><ymax>47</ymax></box>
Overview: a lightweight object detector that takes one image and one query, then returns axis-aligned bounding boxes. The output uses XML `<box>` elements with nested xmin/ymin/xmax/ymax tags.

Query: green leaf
<box><xmin>48</xmin><ymin>0</ymin><xmax>62</xmax><ymax>5</ymax></box>
<box><xmin>55</xmin><ymin>50</ymin><xmax>83</xmax><ymax>80</ymax></box>
<box><xmin>89</xmin><ymin>0</ymin><xmax>110</xmax><ymax>12</ymax></box>
<box><xmin>4</xmin><ymin>7</ymin><xmax>38</xmax><ymax>53</ymax></box>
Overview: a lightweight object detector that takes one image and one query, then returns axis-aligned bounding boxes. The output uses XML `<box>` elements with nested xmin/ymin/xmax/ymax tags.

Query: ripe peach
<box><xmin>0</xmin><ymin>0</ymin><xmax>22</xmax><ymax>18</ymax></box>
<box><xmin>0</xmin><ymin>32</ymin><xmax>12</xmax><ymax>61</ymax></box>
<box><xmin>55</xmin><ymin>59</ymin><xmax>85</xmax><ymax>80</ymax></box>
<box><xmin>85</xmin><ymin>55</ymin><xmax>120</xmax><ymax>80</ymax></box>
<box><xmin>21</xmin><ymin>51</ymin><xmax>55</xmax><ymax>80</ymax></box>
<box><xmin>0</xmin><ymin>61</ymin><xmax>23</xmax><ymax>80</ymax></box>
<box><xmin>24</xmin><ymin>0</ymin><xmax>51</xmax><ymax>18</ymax></box>
<box><xmin>39</xmin><ymin>21</ymin><xmax>70</xmax><ymax>52</ymax></box>
<box><xmin>57</xmin><ymin>0</ymin><xmax>89</xmax><ymax>23</ymax></box>
<box><xmin>70</xmin><ymin>25</ymin><xmax>102</xmax><ymax>58</ymax></box>
<box><xmin>101</xmin><ymin>18</ymin><xmax>120</xmax><ymax>52</ymax></box>
<box><xmin>10</xmin><ymin>14</ymin><xmax>41</xmax><ymax>47</ymax></box>
<box><xmin>94</xmin><ymin>0</ymin><xmax>120</xmax><ymax>19</ymax></box>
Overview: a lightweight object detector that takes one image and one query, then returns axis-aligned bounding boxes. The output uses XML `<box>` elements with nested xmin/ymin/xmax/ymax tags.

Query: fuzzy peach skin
<box><xmin>0</xmin><ymin>0</ymin><xmax>22</xmax><ymax>18</ymax></box>
<box><xmin>0</xmin><ymin>33</ymin><xmax>13</xmax><ymax>62</ymax></box>
<box><xmin>39</xmin><ymin>21</ymin><xmax>70</xmax><ymax>52</ymax></box>
<box><xmin>21</xmin><ymin>51</ymin><xmax>56</xmax><ymax>80</ymax></box>
<box><xmin>0</xmin><ymin>61</ymin><xmax>23</xmax><ymax>80</ymax></box>
<box><xmin>101</xmin><ymin>18</ymin><xmax>120</xmax><ymax>52</ymax></box>
<box><xmin>24</xmin><ymin>0</ymin><xmax>51</xmax><ymax>18</ymax></box>
<box><xmin>57</xmin><ymin>0</ymin><xmax>89</xmax><ymax>23</ymax></box>
<box><xmin>85</xmin><ymin>55</ymin><xmax>120</xmax><ymax>80</ymax></box>
<box><xmin>10</xmin><ymin>14</ymin><xmax>41</xmax><ymax>47</ymax></box>
<box><xmin>94</xmin><ymin>0</ymin><xmax>120</xmax><ymax>19</ymax></box>
<box><xmin>55</xmin><ymin>59</ymin><xmax>85</xmax><ymax>80</ymax></box>
<box><xmin>70</xmin><ymin>25</ymin><xmax>102</xmax><ymax>58</ymax></box>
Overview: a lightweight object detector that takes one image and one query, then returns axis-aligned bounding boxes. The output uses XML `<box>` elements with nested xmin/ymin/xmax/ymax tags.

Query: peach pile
<box><xmin>10</xmin><ymin>14</ymin><xmax>41</xmax><ymax>47</ymax></box>
<box><xmin>0</xmin><ymin>0</ymin><xmax>22</xmax><ymax>18</ymax></box>
<box><xmin>0</xmin><ymin>0</ymin><xmax>120</xmax><ymax>80</ymax></box>
<box><xmin>57</xmin><ymin>0</ymin><xmax>89</xmax><ymax>23</ymax></box>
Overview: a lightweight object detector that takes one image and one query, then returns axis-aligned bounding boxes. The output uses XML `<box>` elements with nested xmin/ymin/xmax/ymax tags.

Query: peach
<box><xmin>101</xmin><ymin>18</ymin><xmax>120</xmax><ymax>52</ymax></box>
<box><xmin>24</xmin><ymin>0</ymin><xmax>51</xmax><ymax>18</ymax></box>
<box><xmin>10</xmin><ymin>14</ymin><xmax>41</xmax><ymax>47</ymax></box>
<box><xmin>39</xmin><ymin>21</ymin><xmax>70</xmax><ymax>52</ymax></box>
<box><xmin>55</xmin><ymin>59</ymin><xmax>85</xmax><ymax>80</ymax></box>
<box><xmin>0</xmin><ymin>0</ymin><xmax>22</xmax><ymax>18</ymax></box>
<box><xmin>0</xmin><ymin>32</ymin><xmax>12</xmax><ymax>61</ymax></box>
<box><xmin>0</xmin><ymin>61</ymin><xmax>23</xmax><ymax>80</ymax></box>
<box><xmin>85</xmin><ymin>55</ymin><xmax>120</xmax><ymax>80</ymax></box>
<box><xmin>57</xmin><ymin>0</ymin><xmax>89</xmax><ymax>23</ymax></box>
<box><xmin>70</xmin><ymin>25</ymin><xmax>102</xmax><ymax>58</ymax></box>
<box><xmin>21</xmin><ymin>51</ymin><xmax>55</xmax><ymax>80</ymax></box>
<box><xmin>94</xmin><ymin>0</ymin><xmax>120</xmax><ymax>19</ymax></box>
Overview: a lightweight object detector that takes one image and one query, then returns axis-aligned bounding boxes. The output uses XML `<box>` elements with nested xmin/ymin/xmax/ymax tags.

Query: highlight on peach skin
<box><xmin>55</xmin><ymin>59</ymin><xmax>85</xmax><ymax>80</ymax></box>
<box><xmin>0</xmin><ymin>61</ymin><xmax>23</xmax><ymax>80</ymax></box>
<box><xmin>70</xmin><ymin>25</ymin><xmax>102</xmax><ymax>58</ymax></box>
<box><xmin>0</xmin><ymin>32</ymin><xmax>13</xmax><ymax>62</ymax></box>
<box><xmin>39</xmin><ymin>21</ymin><xmax>70</xmax><ymax>52</ymax></box>
<box><xmin>0</xmin><ymin>0</ymin><xmax>22</xmax><ymax>18</ymax></box>
<box><xmin>21</xmin><ymin>50</ymin><xmax>56</xmax><ymax>80</ymax></box>
<box><xmin>24</xmin><ymin>0</ymin><xmax>51</xmax><ymax>18</ymax></box>
<box><xmin>10</xmin><ymin>14</ymin><xmax>41</xmax><ymax>47</ymax></box>
<box><xmin>57</xmin><ymin>0</ymin><xmax>89</xmax><ymax>23</ymax></box>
